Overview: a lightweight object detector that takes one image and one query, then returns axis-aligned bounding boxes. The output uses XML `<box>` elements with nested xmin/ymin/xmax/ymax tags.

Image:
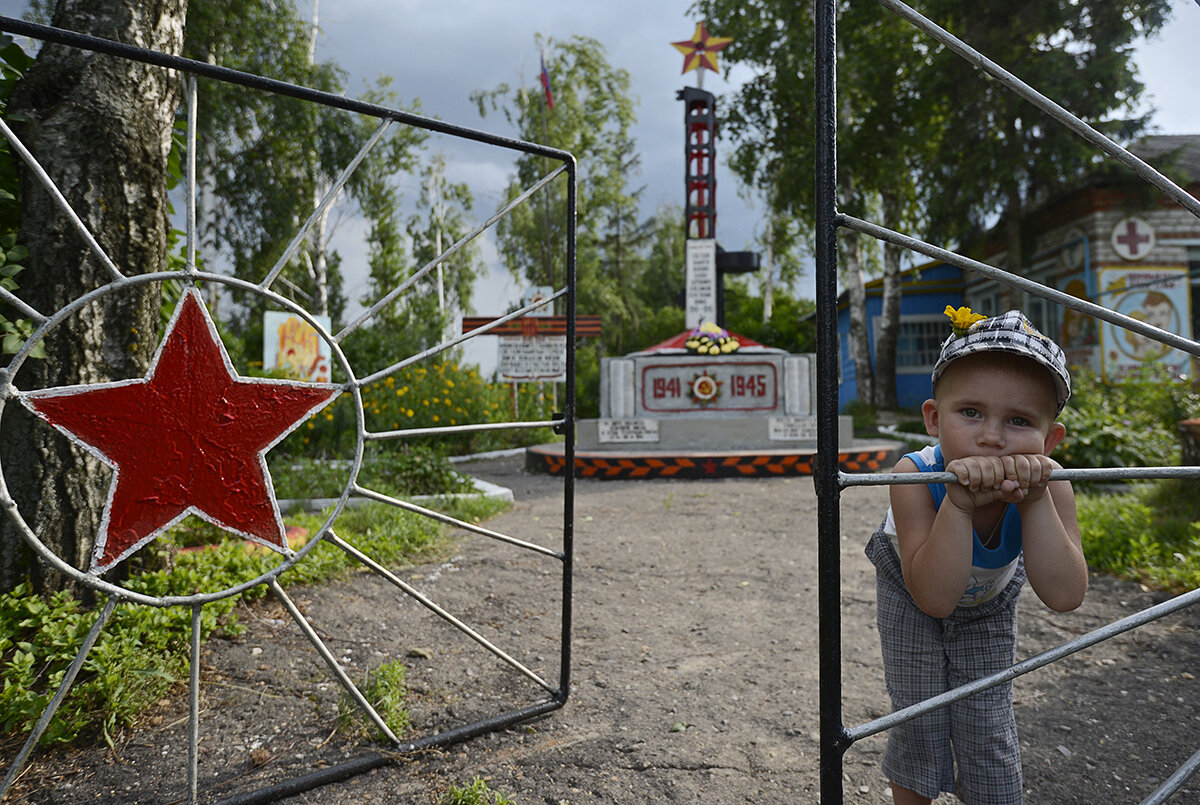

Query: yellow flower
<box><xmin>432</xmin><ymin>414</ymin><xmax>440</xmax><ymax>422</ymax></box>
<box><xmin>944</xmin><ymin>305</ymin><xmax>986</xmax><ymax>335</ymax></box>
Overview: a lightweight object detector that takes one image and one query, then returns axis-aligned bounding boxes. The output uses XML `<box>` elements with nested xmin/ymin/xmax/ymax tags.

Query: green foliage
<box><xmin>336</xmin><ymin>659</ymin><xmax>410</xmax><ymax>743</ymax></box>
<box><xmin>292</xmin><ymin>359</ymin><xmax>557</xmax><ymax>457</ymax></box>
<box><xmin>1057</xmin><ymin>365</ymin><xmax>1200</xmax><ymax>469</ymax></box>
<box><xmin>184</xmin><ymin>0</ymin><xmax>426</xmax><ymax>329</ymax></box>
<box><xmin>269</xmin><ymin>446</ymin><xmax>473</xmax><ymax>501</ymax></box>
<box><xmin>723</xmin><ymin>281</ymin><xmax>816</xmax><ymax>353</ymax></box>
<box><xmin>842</xmin><ymin>398</ymin><xmax>878</xmax><ymax>435</ymax></box>
<box><xmin>0</xmin><ymin>35</ymin><xmax>41</xmax><ymax>360</ymax></box>
<box><xmin>0</xmin><ymin>492</ymin><xmax>509</xmax><ymax>747</ymax></box>
<box><xmin>473</xmin><ymin>36</ymin><xmax>644</xmax><ymax>357</ymax></box>
<box><xmin>1077</xmin><ymin>480</ymin><xmax>1200</xmax><ymax>593</ymax></box>
<box><xmin>440</xmin><ymin>777</ymin><xmax>515</xmax><ymax>805</ymax></box>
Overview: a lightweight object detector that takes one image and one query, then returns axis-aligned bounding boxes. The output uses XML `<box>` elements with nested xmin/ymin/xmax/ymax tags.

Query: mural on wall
<box><xmin>263</xmin><ymin>311</ymin><xmax>332</xmax><ymax>382</ymax></box>
<box><xmin>1097</xmin><ymin>266</ymin><xmax>1191</xmax><ymax>380</ymax></box>
<box><xmin>1058</xmin><ymin>273</ymin><xmax>1101</xmax><ymax>375</ymax></box>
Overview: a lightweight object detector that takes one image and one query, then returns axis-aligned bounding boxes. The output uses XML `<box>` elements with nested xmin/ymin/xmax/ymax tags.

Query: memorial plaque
<box><xmin>598</xmin><ymin>418</ymin><xmax>660</xmax><ymax>443</ymax></box>
<box><xmin>498</xmin><ymin>335</ymin><xmax>566</xmax><ymax>381</ymax></box>
<box><xmin>641</xmin><ymin>361</ymin><xmax>777</xmax><ymax>413</ymax></box>
<box><xmin>685</xmin><ymin>239</ymin><xmax>717</xmax><ymax>328</ymax></box>
<box><xmin>769</xmin><ymin>416</ymin><xmax>819</xmax><ymax>441</ymax></box>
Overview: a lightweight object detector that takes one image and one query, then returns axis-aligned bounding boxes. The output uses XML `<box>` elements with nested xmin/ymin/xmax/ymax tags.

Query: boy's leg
<box><xmin>946</xmin><ymin>584</ymin><xmax>1023</xmax><ymax>804</ymax></box>
<box><xmin>876</xmin><ymin>569</ymin><xmax>956</xmax><ymax>799</ymax></box>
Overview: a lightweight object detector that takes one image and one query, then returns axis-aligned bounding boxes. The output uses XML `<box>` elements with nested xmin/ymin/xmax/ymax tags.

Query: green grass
<box><xmin>0</xmin><ymin>493</ymin><xmax>510</xmax><ymax>748</ymax></box>
<box><xmin>337</xmin><ymin>659</ymin><xmax>411</xmax><ymax>743</ymax></box>
<box><xmin>1076</xmin><ymin>479</ymin><xmax>1200</xmax><ymax>593</ymax></box>
<box><xmin>439</xmin><ymin>777</ymin><xmax>515</xmax><ymax>805</ymax></box>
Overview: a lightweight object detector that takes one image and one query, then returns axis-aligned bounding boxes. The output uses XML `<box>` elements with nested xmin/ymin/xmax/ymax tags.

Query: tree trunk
<box><xmin>0</xmin><ymin>0</ymin><xmax>187</xmax><ymax>595</ymax></box>
<box><xmin>843</xmin><ymin>230</ymin><xmax>873</xmax><ymax>408</ymax></box>
<box><xmin>873</xmin><ymin>192</ymin><xmax>902</xmax><ymax>412</ymax></box>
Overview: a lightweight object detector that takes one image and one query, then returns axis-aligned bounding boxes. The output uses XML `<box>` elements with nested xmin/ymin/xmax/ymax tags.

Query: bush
<box><xmin>293</xmin><ymin>360</ymin><xmax>558</xmax><ymax>457</ymax></box>
<box><xmin>1057</xmin><ymin>365</ymin><xmax>1200</xmax><ymax>469</ymax></box>
<box><xmin>842</xmin><ymin>398</ymin><xmax>877</xmax><ymax>435</ymax></box>
<box><xmin>269</xmin><ymin>446</ymin><xmax>472</xmax><ymax>501</ymax></box>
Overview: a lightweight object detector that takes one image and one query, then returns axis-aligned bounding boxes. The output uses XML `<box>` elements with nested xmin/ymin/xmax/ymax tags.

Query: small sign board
<box><xmin>498</xmin><ymin>335</ymin><xmax>566</xmax><ymax>382</ymax></box>
<box><xmin>685</xmin><ymin>238</ymin><xmax>717</xmax><ymax>328</ymax></box>
<box><xmin>598</xmin><ymin>418</ymin><xmax>660</xmax><ymax>443</ymax></box>
<box><xmin>768</xmin><ymin>416</ymin><xmax>819</xmax><ymax>441</ymax></box>
<box><xmin>263</xmin><ymin>311</ymin><xmax>332</xmax><ymax>382</ymax></box>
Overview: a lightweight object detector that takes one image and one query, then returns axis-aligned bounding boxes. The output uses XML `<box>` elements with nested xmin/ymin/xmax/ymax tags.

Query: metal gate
<box><xmin>814</xmin><ymin>1</ymin><xmax>1200</xmax><ymax>802</ymax></box>
<box><xmin>0</xmin><ymin>14</ymin><xmax>575</xmax><ymax>804</ymax></box>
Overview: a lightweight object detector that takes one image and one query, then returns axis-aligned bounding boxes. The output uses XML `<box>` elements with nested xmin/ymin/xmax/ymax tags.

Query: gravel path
<box><xmin>8</xmin><ymin>454</ymin><xmax>1200</xmax><ymax>804</ymax></box>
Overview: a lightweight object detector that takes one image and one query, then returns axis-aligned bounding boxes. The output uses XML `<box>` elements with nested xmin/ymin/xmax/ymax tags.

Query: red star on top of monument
<box><xmin>671</xmin><ymin>22</ymin><xmax>733</xmax><ymax>75</ymax></box>
<box><xmin>21</xmin><ymin>290</ymin><xmax>340</xmax><ymax>573</ymax></box>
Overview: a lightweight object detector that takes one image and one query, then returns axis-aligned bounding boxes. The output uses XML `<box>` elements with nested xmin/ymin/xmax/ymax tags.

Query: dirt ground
<box><xmin>6</xmin><ymin>453</ymin><xmax>1200</xmax><ymax>804</ymax></box>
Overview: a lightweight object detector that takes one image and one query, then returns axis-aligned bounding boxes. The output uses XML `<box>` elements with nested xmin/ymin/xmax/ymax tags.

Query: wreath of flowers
<box><xmin>685</xmin><ymin>321</ymin><xmax>740</xmax><ymax>355</ymax></box>
<box><xmin>688</xmin><ymin>370</ymin><xmax>722</xmax><ymax>406</ymax></box>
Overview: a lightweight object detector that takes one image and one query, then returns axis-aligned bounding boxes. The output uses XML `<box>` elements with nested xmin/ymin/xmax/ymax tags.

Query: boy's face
<box><xmin>923</xmin><ymin>353</ymin><xmax>1066</xmax><ymax>463</ymax></box>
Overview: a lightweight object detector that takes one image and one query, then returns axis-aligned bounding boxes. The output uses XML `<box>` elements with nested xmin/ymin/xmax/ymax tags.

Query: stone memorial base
<box><xmin>528</xmin><ymin>329</ymin><xmax>902</xmax><ymax>478</ymax></box>
<box><xmin>525</xmin><ymin>437</ymin><xmax>902</xmax><ymax>480</ymax></box>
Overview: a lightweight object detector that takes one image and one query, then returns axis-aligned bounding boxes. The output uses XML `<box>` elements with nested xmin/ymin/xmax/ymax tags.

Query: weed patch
<box><xmin>0</xmin><ymin>494</ymin><xmax>509</xmax><ymax>748</ymax></box>
<box><xmin>1077</xmin><ymin>480</ymin><xmax>1200</xmax><ymax>593</ymax></box>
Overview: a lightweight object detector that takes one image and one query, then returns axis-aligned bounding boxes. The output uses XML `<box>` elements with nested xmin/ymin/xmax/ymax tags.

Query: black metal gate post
<box><xmin>814</xmin><ymin>0</ymin><xmax>849</xmax><ymax>802</ymax></box>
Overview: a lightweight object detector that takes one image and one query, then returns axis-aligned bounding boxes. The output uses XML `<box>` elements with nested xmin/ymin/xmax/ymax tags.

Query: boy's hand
<box><xmin>945</xmin><ymin>454</ymin><xmax>1058</xmax><ymax>509</ymax></box>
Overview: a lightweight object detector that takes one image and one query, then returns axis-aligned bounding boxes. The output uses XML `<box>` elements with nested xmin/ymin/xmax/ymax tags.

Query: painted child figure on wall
<box><xmin>867</xmin><ymin>308</ymin><xmax>1088</xmax><ymax>804</ymax></box>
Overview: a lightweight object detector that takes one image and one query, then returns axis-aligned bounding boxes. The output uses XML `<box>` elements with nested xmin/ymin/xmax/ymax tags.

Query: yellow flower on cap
<box><xmin>944</xmin><ymin>305</ymin><xmax>986</xmax><ymax>337</ymax></box>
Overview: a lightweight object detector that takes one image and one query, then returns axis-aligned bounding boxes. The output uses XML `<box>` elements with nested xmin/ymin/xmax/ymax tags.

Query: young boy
<box><xmin>866</xmin><ymin>309</ymin><xmax>1088</xmax><ymax>805</ymax></box>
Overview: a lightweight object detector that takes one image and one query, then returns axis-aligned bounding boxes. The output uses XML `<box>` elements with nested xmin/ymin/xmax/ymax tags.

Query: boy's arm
<box><xmin>890</xmin><ymin>458</ymin><xmax>976</xmax><ymax>618</ymax></box>
<box><xmin>1018</xmin><ymin>477</ymin><xmax>1087</xmax><ymax>612</ymax></box>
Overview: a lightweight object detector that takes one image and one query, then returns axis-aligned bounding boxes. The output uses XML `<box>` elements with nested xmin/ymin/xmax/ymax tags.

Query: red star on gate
<box><xmin>671</xmin><ymin>22</ymin><xmax>733</xmax><ymax>75</ymax></box>
<box><xmin>21</xmin><ymin>290</ymin><xmax>340</xmax><ymax>573</ymax></box>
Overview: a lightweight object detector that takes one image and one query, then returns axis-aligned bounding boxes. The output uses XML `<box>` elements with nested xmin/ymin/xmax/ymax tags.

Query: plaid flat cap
<box><xmin>932</xmin><ymin>310</ymin><xmax>1071</xmax><ymax>413</ymax></box>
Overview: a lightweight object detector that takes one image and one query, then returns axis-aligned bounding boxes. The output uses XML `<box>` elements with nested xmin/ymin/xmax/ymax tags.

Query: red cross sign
<box><xmin>1111</xmin><ymin>216</ymin><xmax>1155</xmax><ymax>261</ymax></box>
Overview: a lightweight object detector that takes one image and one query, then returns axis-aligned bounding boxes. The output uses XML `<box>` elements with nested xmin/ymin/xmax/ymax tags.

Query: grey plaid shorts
<box><xmin>866</xmin><ymin>525</ymin><xmax>1025</xmax><ymax>804</ymax></box>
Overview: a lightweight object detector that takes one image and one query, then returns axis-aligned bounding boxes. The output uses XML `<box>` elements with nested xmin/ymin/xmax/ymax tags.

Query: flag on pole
<box><xmin>539</xmin><ymin>51</ymin><xmax>555</xmax><ymax>110</ymax></box>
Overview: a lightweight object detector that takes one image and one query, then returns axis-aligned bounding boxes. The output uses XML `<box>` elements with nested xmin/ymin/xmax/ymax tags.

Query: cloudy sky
<box><xmin>0</xmin><ymin>0</ymin><xmax>1197</xmax><ymax>368</ymax></box>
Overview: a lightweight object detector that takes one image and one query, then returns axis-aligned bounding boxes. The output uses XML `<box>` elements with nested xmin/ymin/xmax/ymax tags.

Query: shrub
<box><xmin>1057</xmin><ymin>365</ymin><xmax>1200</xmax><ymax>469</ymax></box>
<box><xmin>842</xmin><ymin>398</ymin><xmax>877</xmax><ymax>434</ymax></box>
<box><xmin>294</xmin><ymin>360</ymin><xmax>557</xmax><ymax>457</ymax></box>
<box><xmin>269</xmin><ymin>446</ymin><xmax>473</xmax><ymax>501</ymax></box>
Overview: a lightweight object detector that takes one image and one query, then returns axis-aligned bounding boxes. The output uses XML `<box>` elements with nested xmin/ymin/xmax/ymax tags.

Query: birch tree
<box><xmin>0</xmin><ymin>0</ymin><xmax>187</xmax><ymax>593</ymax></box>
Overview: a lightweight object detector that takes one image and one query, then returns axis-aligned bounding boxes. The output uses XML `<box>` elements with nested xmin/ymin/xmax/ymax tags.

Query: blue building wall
<box><xmin>837</xmin><ymin>263</ymin><xmax>965</xmax><ymax>412</ymax></box>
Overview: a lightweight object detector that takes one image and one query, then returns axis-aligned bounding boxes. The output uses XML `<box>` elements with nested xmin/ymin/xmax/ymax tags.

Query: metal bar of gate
<box><xmin>0</xmin><ymin>15</ymin><xmax>581</xmax><ymax>802</ymax></box>
<box><xmin>815</xmin><ymin>2</ymin><xmax>1200</xmax><ymax>803</ymax></box>
<box><xmin>814</xmin><ymin>1</ymin><xmax>848</xmax><ymax>803</ymax></box>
